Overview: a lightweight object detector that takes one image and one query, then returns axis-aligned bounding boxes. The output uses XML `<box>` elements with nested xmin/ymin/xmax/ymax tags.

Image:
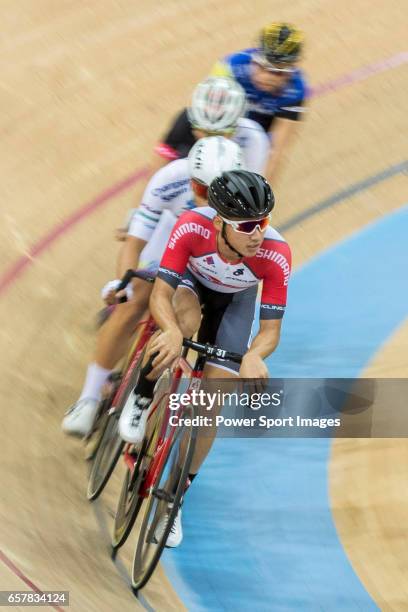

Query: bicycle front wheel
<box><xmin>112</xmin><ymin>386</ymin><xmax>171</xmax><ymax>549</ymax></box>
<box><xmin>87</xmin><ymin>348</ymin><xmax>147</xmax><ymax>501</ymax></box>
<box><xmin>131</xmin><ymin>404</ymin><xmax>196</xmax><ymax>592</ymax></box>
<box><xmin>84</xmin><ymin>373</ymin><xmax>121</xmax><ymax>461</ymax></box>
<box><xmin>87</xmin><ymin>411</ymin><xmax>124</xmax><ymax>501</ymax></box>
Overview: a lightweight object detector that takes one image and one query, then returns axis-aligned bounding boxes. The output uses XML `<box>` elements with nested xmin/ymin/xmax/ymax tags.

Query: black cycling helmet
<box><xmin>208</xmin><ymin>170</ymin><xmax>275</xmax><ymax>219</ymax></box>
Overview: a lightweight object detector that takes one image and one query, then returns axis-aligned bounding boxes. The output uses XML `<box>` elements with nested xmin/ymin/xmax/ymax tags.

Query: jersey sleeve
<box><xmin>259</xmin><ymin>241</ymin><xmax>292</xmax><ymax>319</ymax></box>
<box><xmin>234</xmin><ymin>118</ymin><xmax>270</xmax><ymax>173</ymax></box>
<box><xmin>210</xmin><ymin>51</ymin><xmax>253</xmax><ymax>82</ymax></box>
<box><xmin>275</xmin><ymin>72</ymin><xmax>308</xmax><ymax>122</ymax></box>
<box><xmin>209</xmin><ymin>59</ymin><xmax>234</xmax><ymax>78</ymax></box>
<box><xmin>274</xmin><ymin>99</ymin><xmax>306</xmax><ymax>122</ymax></box>
<box><xmin>128</xmin><ymin>163</ymin><xmax>181</xmax><ymax>243</ymax></box>
<box><xmin>154</xmin><ymin>109</ymin><xmax>194</xmax><ymax>160</ymax></box>
<box><xmin>157</xmin><ymin>211</ymin><xmax>197</xmax><ymax>289</ymax></box>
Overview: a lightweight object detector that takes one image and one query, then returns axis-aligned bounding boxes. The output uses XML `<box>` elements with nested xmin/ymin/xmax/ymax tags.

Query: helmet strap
<box><xmin>221</xmin><ymin>222</ymin><xmax>245</xmax><ymax>259</ymax></box>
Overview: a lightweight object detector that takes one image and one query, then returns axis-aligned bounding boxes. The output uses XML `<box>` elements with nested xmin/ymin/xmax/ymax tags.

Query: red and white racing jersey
<box><xmin>158</xmin><ymin>207</ymin><xmax>291</xmax><ymax>319</ymax></box>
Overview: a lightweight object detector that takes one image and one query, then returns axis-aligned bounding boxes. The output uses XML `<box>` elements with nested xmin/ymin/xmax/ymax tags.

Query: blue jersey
<box><xmin>211</xmin><ymin>48</ymin><xmax>308</xmax><ymax>131</ymax></box>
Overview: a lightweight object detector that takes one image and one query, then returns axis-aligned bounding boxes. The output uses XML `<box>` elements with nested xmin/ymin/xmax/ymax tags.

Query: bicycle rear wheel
<box><xmin>87</xmin><ymin>349</ymin><xmax>146</xmax><ymax>501</ymax></box>
<box><xmin>131</xmin><ymin>404</ymin><xmax>196</xmax><ymax>592</ymax></box>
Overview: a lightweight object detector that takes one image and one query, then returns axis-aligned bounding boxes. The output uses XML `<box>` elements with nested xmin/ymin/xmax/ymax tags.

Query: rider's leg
<box><xmin>78</xmin><ymin>278</ymin><xmax>152</xmax><ymax>402</ymax></box>
<box><xmin>155</xmin><ymin>365</ymin><xmax>234</xmax><ymax>549</ymax></box>
<box><xmin>156</xmin><ymin>285</ymin><xmax>256</xmax><ymax>547</ymax></box>
<box><xmin>150</xmin><ymin>284</ymin><xmax>202</xmax><ymax>546</ymax></box>
<box><xmin>118</xmin><ymin>286</ymin><xmax>202</xmax><ymax>443</ymax></box>
<box><xmin>62</xmin><ymin>279</ymin><xmax>153</xmax><ymax>436</ymax></box>
<box><xmin>97</xmin><ymin>278</ymin><xmax>153</xmax><ymax>370</ymax></box>
<box><xmin>181</xmin><ymin>284</ymin><xmax>257</xmax><ymax>477</ymax></box>
<box><xmin>187</xmin><ymin>364</ymin><xmax>237</xmax><ymax>474</ymax></box>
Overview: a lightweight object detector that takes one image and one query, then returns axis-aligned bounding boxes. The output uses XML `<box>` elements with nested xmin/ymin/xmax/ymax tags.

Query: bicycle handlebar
<box><xmin>117</xmin><ymin>270</ymin><xmax>243</xmax><ymax>364</ymax></box>
<box><xmin>117</xmin><ymin>268</ymin><xmax>156</xmax><ymax>292</ymax></box>
<box><xmin>182</xmin><ymin>338</ymin><xmax>243</xmax><ymax>365</ymax></box>
<box><xmin>116</xmin><ymin>268</ymin><xmax>156</xmax><ymax>303</ymax></box>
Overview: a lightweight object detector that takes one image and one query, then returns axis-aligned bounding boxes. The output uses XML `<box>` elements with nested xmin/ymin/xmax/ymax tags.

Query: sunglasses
<box><xmin>221</xmin><ymin>215</ymin><xmax>270</xmax><ymax>234</ymax></box>
<box><xmin>252</xmin><ymin>55</ymin><xmax>295</xmax><ymax>75</ymax></box>
<box><xmin>191</xmin><ymin>178</ymin><xmax>209</xmax><ymax>199</ymax></box>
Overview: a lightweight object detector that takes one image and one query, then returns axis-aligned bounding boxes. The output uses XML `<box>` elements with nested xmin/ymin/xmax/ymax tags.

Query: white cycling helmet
<box><xmin>187</xmin><ymin>77</ymin><xmax>247</xmax><ymax>132</ymax></box>
<box><xmin>188</xmin><ymin>136</ymin><xmax>244</xmax><ymax>186</ymax></box>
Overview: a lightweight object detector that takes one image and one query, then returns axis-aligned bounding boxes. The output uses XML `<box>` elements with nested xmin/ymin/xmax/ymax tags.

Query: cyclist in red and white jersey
<box><xmin>62</xmin><ymin>137</ymin><xmax>243</xmax><ymax>437</ymax></box>
<box><xmin>119</xmin><ymin>171</ymin><xmax>291</xmax><ymax>546</ymax></box>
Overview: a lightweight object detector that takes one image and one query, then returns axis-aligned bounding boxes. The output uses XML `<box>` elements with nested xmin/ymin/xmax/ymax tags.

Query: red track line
<box><xmin>0</xmin><ymin>549</ymin><xmax>66</xmax><ymax>611</ymax></box>
<box><xmin>310</xmin><ymin>51</ymin><xmax>408</xmax><ymax>97</ymax></box>
<box><xmin>0</xmin><ymin>51</ymin><xmax>407</xmax><ymax>298</ymax></box>
<box><xmin>0</xmin><ymin>166</ymin><xmax>149</xmax><ymax>296</ymax></box>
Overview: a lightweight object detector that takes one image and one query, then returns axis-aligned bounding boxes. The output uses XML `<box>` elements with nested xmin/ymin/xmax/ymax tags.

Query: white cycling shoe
<box><xmin>154</xmin><ymin>505</ymin><xmax>183</xmax><ymax>548</ymax></box>
<box><xmin>118</xmin><ymin>393</ymin><xmax>151</xmax><ymax>444</ymax></box>
<box><xmin>62</xmin><ymin>398</ymin><xmax>99</xmax><ymax>437</ymax></box>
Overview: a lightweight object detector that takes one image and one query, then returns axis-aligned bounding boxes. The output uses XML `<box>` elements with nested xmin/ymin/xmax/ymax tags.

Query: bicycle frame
<box><xmin>123</xmin><ymin>350</ymin><xmax>208</xmax><ymax>498</ymax></box>
<box><xmin>109</xmin><ymin>316</ymin><xmax>157</xmax><ymax>412</ymax></box>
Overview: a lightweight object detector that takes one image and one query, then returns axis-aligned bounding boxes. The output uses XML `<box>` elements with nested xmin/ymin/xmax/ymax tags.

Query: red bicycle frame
<box><xmin>123</xmin><ymin>351</ymin><xmax>203</xmax><ymax>497</ymax></box>
<box><xmin>109</xmin><ymin>317</ymin><xmax>157</xmax><ymax>412</ymax></box>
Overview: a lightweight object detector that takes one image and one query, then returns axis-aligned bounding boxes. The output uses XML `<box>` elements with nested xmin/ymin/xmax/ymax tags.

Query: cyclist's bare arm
<box><xmin>99</xmin><ymin>236</ymin><xmax>148</xmax><ymax>305</ymax></box>
<box><xmin>266</xmin><ymin>117</ymin><xmax>299</xmax><ymax>184</ymax></box>
<box><xmin>116</xmin><ymin>235</ymin><xmax>147</xmax><ymax>278</ymax></box>
<box><xmin>149</xmin><ymin>279</ymin><xmax>180</xmax><ymax>332</ymax></box>
<box><xmin>250</xmin><ymin>318</ymin><xmax>282</xmax><ymax>357</ymax></box>
<box><xmin>240</xmin><ymin>318</ymin><xmax>282</xmax><ymax>378</ymax></box>
<box><xmin>148</xmin><ymin>278</ymin><xmax>184</xmax><ymax>377</ymax></box>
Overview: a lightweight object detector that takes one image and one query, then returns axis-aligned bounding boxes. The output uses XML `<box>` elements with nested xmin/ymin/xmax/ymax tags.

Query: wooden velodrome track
<box><xmin>0</xmin><ymin>1</ymin><xmax>407</xmax><ymax>610</ymax></box>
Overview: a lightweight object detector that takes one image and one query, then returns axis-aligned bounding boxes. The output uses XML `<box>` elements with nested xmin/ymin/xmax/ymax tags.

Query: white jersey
<box><xmin>233</xmin><ymin>117</ymin><xmax>270</xmax><ymax>174</ymax></box>
<box><xmin>128</xmin><ymin>159</ymin><xmax>193</xmax><ymax>267</ymax></box>
<box><xmin>128</xmin><ymin>124</ymin><xmax>270</xmax><ymax>267</ymax></box>
<box><xmin>156</xmin><ymin>110</ymin><xmax>270</xmax><ymax>174</ymax></box>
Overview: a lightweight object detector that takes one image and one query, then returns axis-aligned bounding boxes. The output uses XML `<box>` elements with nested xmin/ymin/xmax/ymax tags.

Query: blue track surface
<box><xmin>163</xmin><ymin>205</ymin><xmax>408</xmax><ymax>611</ymax></box>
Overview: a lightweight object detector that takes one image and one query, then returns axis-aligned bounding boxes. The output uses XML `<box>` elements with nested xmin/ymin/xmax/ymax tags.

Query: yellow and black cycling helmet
<box><xmin>259</xmin><ymin>22</ymin><xmax>303</xmax><ymax>64</ymax></box>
